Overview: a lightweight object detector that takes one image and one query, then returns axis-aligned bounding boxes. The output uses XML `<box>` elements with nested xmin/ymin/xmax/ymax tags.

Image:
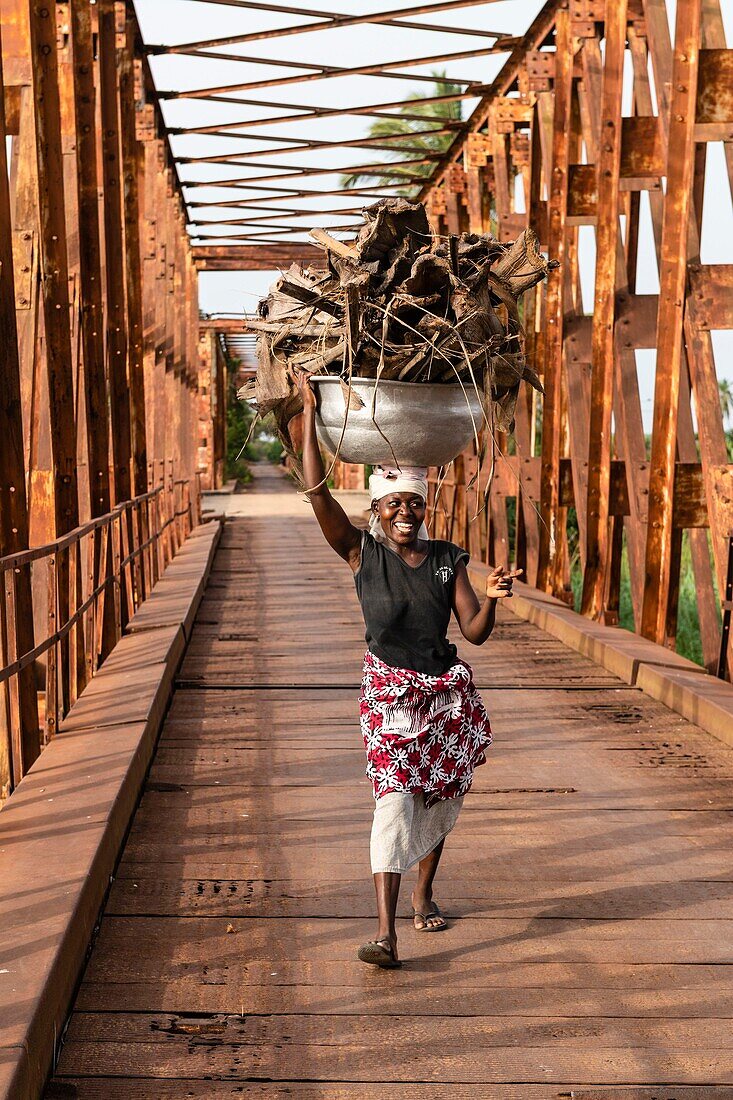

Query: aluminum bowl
<box><xmin>312</xmin><ymin>376</ymin><xmax>483</xmax><ymax>467</ymax></box>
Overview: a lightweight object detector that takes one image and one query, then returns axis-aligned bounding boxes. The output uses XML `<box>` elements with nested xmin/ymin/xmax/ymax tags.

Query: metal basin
<box><xmin>312</xmin><ymin>376</ymin><xmax>484</xmax><ymax>467</ymax></box>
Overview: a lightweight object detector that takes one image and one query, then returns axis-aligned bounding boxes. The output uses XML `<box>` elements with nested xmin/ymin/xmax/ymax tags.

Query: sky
<box><xmin>132</xmin><ymin>0</ymin><xmax>733</xmax><ymax>429</ymax></box>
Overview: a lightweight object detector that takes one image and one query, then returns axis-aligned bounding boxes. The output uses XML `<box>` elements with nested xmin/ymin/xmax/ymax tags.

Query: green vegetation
<box><xmin>225</xmin><ymin>396</ymin><xmax>253</xmax><ymax>484</ymax></box>
<box><xmin>340</xmin><ymin>70</ymin><xmax>463</xmax><ymax>192</ymax></box>
<box><xmin>570</xmin><ymin>533</ymin><xmax>718</xmax><ymax>667</ymax></box>
<box><xmin>720</xmin><ymin>377</ymin><xmax>733</xmax><ymax>458</ymax></box>
<box><xmin>500</xmin><ymin>497</ymin><xmax>719</xmax><ymax>669</ymax></box>
<box><xmin>509</xmin><ymin>378</ymin><xmax>733</xmax><ymax>666</ymax></box>
<box><xmin>564</xmin><ymin>517</ymin><xmax>718</xmax><ymax>667</ymax></box>
<box><xmin>225</xmin><ymin>361</ymin><xmax>283</xmax><ymax>484</ymax></box>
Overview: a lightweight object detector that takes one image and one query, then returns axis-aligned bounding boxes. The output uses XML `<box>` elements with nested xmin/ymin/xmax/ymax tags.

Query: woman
<box><xmin>297</xmin><ymin>373</ymin><xmax>521</xmax><ymax>968</ymax></box>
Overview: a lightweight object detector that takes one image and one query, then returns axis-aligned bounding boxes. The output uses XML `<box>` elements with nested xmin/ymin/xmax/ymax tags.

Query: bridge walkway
<box><xmin>47</xmin><ymin>466</ymin><xmax>733</xmax><ymax>1097</ymax></box>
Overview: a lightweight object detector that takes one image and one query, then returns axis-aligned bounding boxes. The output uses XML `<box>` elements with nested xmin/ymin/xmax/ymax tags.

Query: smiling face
<box><xmin>372</xmin><ymin>491</ymin><xmax>427</xmax><ymax>546</ymax></box>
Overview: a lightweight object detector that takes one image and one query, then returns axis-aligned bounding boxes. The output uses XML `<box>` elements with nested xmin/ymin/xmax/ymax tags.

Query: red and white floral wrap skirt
<box><xmin>359</xmin><ymin>650</ymin><xmax>492</xmax><ymax>806</ymax></box>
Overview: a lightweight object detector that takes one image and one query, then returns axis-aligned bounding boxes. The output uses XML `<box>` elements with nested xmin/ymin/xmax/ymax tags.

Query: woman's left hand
<box><xmin>485</xmin><ymin>566</ymin><xmax>523</xmax><ymax>600</ymax></box>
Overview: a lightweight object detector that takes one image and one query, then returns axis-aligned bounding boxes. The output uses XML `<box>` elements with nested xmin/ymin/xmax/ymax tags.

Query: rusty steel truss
<box><xmin>0</xmin><ymin>0</ymin><xmax>226</xmax><ymax>796</ymax></box>
<box><xmin>420</xmin><ymin>0</ymin><xmax>733</xmax><ymax>681</ymax></box>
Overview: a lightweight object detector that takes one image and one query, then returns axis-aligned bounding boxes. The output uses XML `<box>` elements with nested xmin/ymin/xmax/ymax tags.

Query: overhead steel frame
<box><xmin>422</xmin><ymin>0</ymin><xmax>733</xmax><ymax>677</ymax></box>
<box><xmin>144</xmin><ymin>0</ymin><xmax>515</xmax><ymax>261</ymax></box>
<box><xmin>0</xmin><ymin>0</ymin><xmax>222</xmax><ymax>797</ymax></box>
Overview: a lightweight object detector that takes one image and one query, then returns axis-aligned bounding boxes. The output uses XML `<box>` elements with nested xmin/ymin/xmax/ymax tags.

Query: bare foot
<box><xmin>411</xmin><ymin>890</ymin><xmax>447</xmax><ymax>931</ymax></box>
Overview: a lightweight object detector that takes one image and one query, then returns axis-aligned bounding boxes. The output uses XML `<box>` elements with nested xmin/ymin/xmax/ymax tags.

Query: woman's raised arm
<box><xmin>297</xmin><ymin>372</ymin><xmax>362</xmax><ymax>569</ymax></box>
<box><xmin>452</xmin><ymin>562</ymin><xmax>522</xmax><ymax>645</ymax></box>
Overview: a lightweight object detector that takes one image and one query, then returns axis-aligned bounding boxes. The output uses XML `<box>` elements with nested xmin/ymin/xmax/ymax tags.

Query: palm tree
<box><xmin>341</xmin><ymin>69</ymin><xmax>463</xmax><ymax>192</ymax></box>
<box><xmin>719</xmin><ymin>378</ymin><xmax>733</xmax><ymax>428</ymax></box>
<box><xmin>720</xmin><ymin>379</ymin><xmax>733</xmax><ymax>460</ymax></box>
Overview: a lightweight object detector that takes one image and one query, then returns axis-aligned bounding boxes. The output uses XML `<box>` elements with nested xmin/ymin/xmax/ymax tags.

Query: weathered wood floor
<box><xmin>48</xmin><ymin>467</ymin><xmax>733</xmax><ymax>1097</ymax></box>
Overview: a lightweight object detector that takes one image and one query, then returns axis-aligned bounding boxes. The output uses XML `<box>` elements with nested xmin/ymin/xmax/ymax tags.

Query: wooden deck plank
<box><xmin>71</xmin><ymin>978</ymin><xmax>733</xmax><ymax>1019</ymax></box>
<box><xmin>104</xmin><ymin>870</ymin><xmax>733</xmax><ymax>921</ymax></box>
<box><xmin>47</xmin><ymin>468</ymin><xmax>733</xmax><ymax>1094</ymax></box>
<box><xmin>60</xmin><ymin>913</ymin><xmax>733</xmax><ymax>967</ymax></box>
<box><xmin>52</xmin><ymin>1012</ymin><xmax>733</xmax><ymax>1084</ymax></box>
<box><xmin>46</xmin><ymin>1084</ymin><xmax>733</xmax><ymax>1100</ymax></box>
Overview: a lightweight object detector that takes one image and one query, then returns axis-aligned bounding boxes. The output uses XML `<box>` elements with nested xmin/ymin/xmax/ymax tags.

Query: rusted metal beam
<box><xmin>186</xmin><ymin>152</ymin><xmax>434</xmax><ymax>180</ymax></box>
<box><xmin>199</xmin><ymin>317</ymin><xmax>255</xmax><ymax>332</ymax></box>
<box><xmin>98</xmin><ymin>0</ymin><xmax>133</xmax><ymax>506</ymax></box>
<box><xmin>177</xmin><ymin>127</ymin><xmax>456</xmax><ymax>164</ymax></box>
<box><xmin>537</xmin><ymin>8</ymin><xmax>573</xmax><ymax>595</ymax></box>
<box><xmin>191</xmin><ymin>208</ymin><xmax>363</xmax><ymax>224</ymax></box>
<box><xmin>182</xmin><ymin>164</ymin><xmax>431</xmax><ymax>187</ymax></box>
<box><xmin>192</xmin><ymin>243</ymin><xmax>327</xmax><ymax>269</ymax></box>
<box><xmin>119</xmin><ymin>6</ymin><xmax>148</xmax><ymax>497</ymax></box>
<box><xmin>27</xmin><ymin>0</ymin><xmax>79</xmax><ymax>538</ymax></box>
<box><xmin>191</xmin><ymin>221</ymin><xmax>360</xmax><ymax>234</ymax></box>
<box><xmin>581</xmin><ymin>0</ymin><xmax>628</xmax><ymax>619</ymax></box>
<box><xmin>159</xmin><ymin>46</ymin><xmax>501</xmax><ymax>100</ymax></box>
<box><xmin>150</xmin><ymin>0</ymin><xmax>508</xmax><ymax>52</ymax></box>
<box><xmin>641</xmin><ymin>0</ymin><xmax>702</xmax><ymax>645</ymax></box>
<box><xmin>0</xmin><ymin>21</ymin><xmax>40</xmax><ymax>785</ymax></box>
<box><xmin>186</xmin><ymin>183</ymin><xmax>423</xmax><ymax>204</ymax></box>
<box><xmin>170</xmin><ymin>90</ymin><xmax>483</xmax><ymax>133</ymax></box>
<box><xmin>69</xmin><ymin>0</ymin><xmax>111</xmax><ymax>521</ymax></box>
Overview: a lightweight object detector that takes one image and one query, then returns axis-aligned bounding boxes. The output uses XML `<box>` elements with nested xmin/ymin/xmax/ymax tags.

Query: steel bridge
<box><xmin>1</xmin><ymin>1</ymin><xmax>733</xmax><ymax>1096</ymax></box>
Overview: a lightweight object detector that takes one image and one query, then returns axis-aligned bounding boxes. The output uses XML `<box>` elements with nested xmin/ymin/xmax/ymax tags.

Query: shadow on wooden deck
<box><xmin>47</xmin><ymin>466</ymin><xmax>733</xmax><ymax>1097</ymax></box>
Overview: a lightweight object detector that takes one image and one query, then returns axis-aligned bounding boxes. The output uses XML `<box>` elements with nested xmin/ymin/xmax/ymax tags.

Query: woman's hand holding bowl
<box><xmin>295</xmin><ymin>368</ymin><xmax>316</xmax><ymax>410</ymax></box>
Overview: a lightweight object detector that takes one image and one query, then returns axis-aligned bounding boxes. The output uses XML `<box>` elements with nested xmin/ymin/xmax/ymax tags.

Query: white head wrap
<box><xmin>368</xmin><ymin>465</ymin><xmax>429</xmax><ymax>544</ymax></box>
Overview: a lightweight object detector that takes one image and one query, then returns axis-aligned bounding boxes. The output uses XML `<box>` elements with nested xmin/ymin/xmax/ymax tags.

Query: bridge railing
<box><xmin>0</xmin><ymin>475</ymin><xmax>200</xmax><ymax>800</ymax></box>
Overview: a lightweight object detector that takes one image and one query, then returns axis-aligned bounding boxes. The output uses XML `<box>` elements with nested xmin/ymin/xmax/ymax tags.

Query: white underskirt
<box><xmin>369</xmin><ymin>789</ymin><xmax>463</xmax><ymax>874</ymax></box>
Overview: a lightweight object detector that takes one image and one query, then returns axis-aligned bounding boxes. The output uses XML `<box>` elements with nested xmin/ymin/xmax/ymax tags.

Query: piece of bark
<box><xmin>493</xmin><ymin>227</ymin><xmax>559</xmax><ymax>297</ymax></box>
<box><xmin>254</xmin><ymin>334</ymin><xmax>292</xmax><ymax>414</ymax></box>
<box><xmin>356</xmin><ymin>198</ymin><xmax>431</xmax><ymax>266</ymax></box>
<box><xmin>310</xmin><ymin>227</ymin><xmax>359</xmax><ymax>259</ymax></box>
<box><xmin>278</xmin><ymin>280</ymin><xmax>343</xmax><ymax>318</ymax></box>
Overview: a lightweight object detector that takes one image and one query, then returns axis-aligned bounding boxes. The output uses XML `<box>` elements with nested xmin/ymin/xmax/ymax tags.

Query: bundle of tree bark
<box><xmin>240</xmin><ymin>198</ymin><xmax>557</xmax><ymax>462</ymax></box>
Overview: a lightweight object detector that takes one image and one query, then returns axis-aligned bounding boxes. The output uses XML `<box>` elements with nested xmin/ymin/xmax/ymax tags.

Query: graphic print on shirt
<box><xmin>435</xmin><ymin>565</ymin><xmax>454</xmax><ymax>583</ymax></box>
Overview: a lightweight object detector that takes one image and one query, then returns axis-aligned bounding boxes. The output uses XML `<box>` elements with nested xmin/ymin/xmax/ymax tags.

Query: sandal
<box><xmin>357</xmin><ymin>938</ymin><xmax>402</xmax><ymax>968</ymax></box>
<box><xmin>413</xmin><ymin>902</ymin><xmax>447</xmax><ymax>932</ymax></box>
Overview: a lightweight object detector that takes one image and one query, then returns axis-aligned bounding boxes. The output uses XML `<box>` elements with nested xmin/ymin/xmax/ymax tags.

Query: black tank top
<box><xmin>354</xmin><ymin>532</ymin><xmax>469</xmax><ymax>676</ymax></box>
